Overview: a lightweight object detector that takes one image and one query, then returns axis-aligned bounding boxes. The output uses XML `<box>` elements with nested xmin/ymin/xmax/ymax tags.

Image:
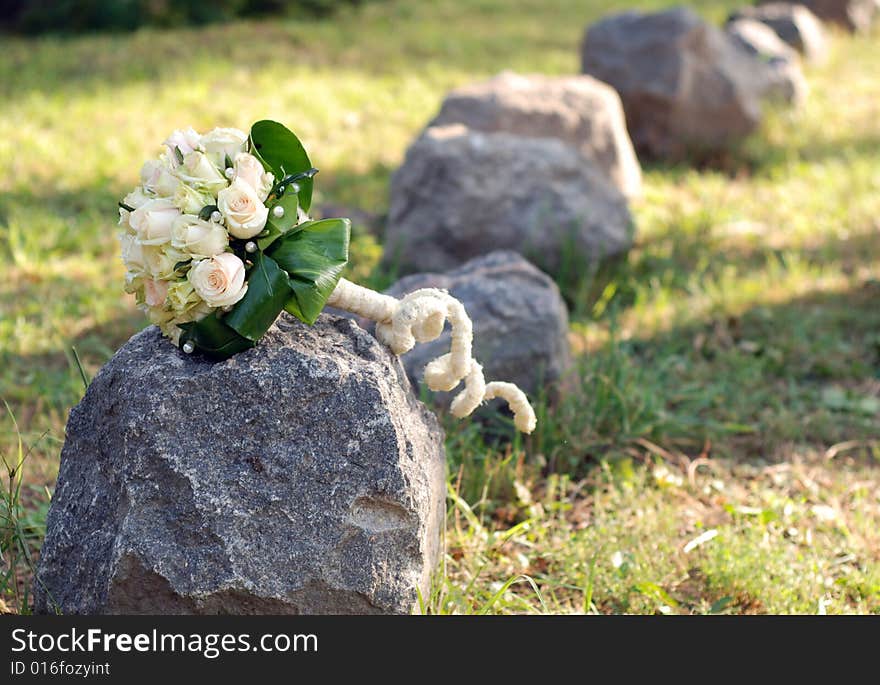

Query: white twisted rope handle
<box><xmin>326</xmin><ymin>278</ymin><xmax>537</xmax><ymax>433</ymax></box>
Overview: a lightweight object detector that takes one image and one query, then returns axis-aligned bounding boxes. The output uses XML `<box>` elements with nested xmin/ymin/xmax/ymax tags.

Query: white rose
<box><xmin>233</xmin><ymin>152</ymin><xmax>274</xmax><ymax>201</ymax></box>
<box><xmin>140</xmin><ymin>160</ymin><xmax>180</xmax><ymax>196</ymax></box>
<box><xmin>171</xmin><ymin>215</ymin><xmax>228</xmax><ymax>258</ymax></box>
<box><xmin>165</xmin><ymin>280</ymin><xmax>202</xmax><ymax>316</ymax></box>
<box><xmin>119</xmin><ymin>233</ymin><xmax>147</xmax><ymax>274</ymax></box>
<box><xmin>128</xmin><ymin>198</ymin><xmax>180</xmax><ymax>245</ymax></box>
<box><xmin>200</xmin><ymin>127</ymin><xmax>248</xmax><ymax>167</ymax></box>
<box><xmin>143</xmin><ymin>278</ymin><xmax>170</xmax><ymax>307</ymax></box>
<box><xmin>142</xmin><ymin>244</ymin><xmax>189</xmax><ymax>280</ymax></box>
<box><xmin>151</xmin><ymin>299</ymin><xmax>212</xmax><ymax>346</ymax></box>
<box><xmin>164</xmin><ymin>127</ymin><xmax>202</xmax><ymax>161</ymax></box>
<box><xmin>119</xmin><ymin>186</ymin><xmax>152</xmax><ymax>227</ymax></box>
<box><xmin>175</xmin><ymin>151</ymin><xmax>226</xmax><ymax>191</ymax></box>
<box><xmin>173</xmin><ymin>183</ymin><xmax>215</xmax><ymax>214</ymax></box>
<box><xmin>188</xmin><ymin>253</ymin><xmax>248</xmax><ymax>308</ymax></box>
<box><xmin>217</xmin><ymin>177</ymin><xmax>269</xmax><ymax>239</ymax></box>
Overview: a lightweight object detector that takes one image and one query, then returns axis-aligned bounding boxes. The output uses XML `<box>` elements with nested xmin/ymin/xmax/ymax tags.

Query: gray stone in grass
<box><xmin>430</xmin><ymin>71</ymin><xmax>643</xmax><ymax>197</ymax></box>
<box><xmin>384</xmin><ymin>124</ymin><xmax>633</xmax><ymax>278</ymax></box>
<box><xmin>731</xmin><ymin>3</ymin><xmax>828</xmax><ymax>62</ymax></box>
<box><xmin>384</xmin><ymin>251</ymin><xmax>571</xmax><ymax>409</ymax></box>
<box><xmin>580</xmin><ymin>7</ymin><xmax>765</xmax><ymax>159</ymax></box>
<box><xmin>726</xmin><ymin>19</ymin><xmax>808</xmax><ymax>105</ymax></box>
<box><xmin>758</xmin><ymin>0</ymin><xmax>879</xmax><ymax>33</ymax></box>
<box><xmin>34</xmin><ymin>313</ymin><xmax>446</xmax><ymax>615</ymax></box>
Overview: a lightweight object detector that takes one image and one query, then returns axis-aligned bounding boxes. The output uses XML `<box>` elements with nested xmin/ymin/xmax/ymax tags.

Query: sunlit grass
<box><xmin>1</xmin><ymin>0</ymin><xmax>878</xmax><ymax>613</ymax></box>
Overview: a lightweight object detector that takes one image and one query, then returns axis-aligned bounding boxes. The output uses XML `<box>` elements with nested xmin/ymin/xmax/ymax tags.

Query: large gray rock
<box><xmin>384</xmin><ymin>124</ymin><xmax>633</xmax><ymax>277</ymax></box>
<box><xmin>580</xmin><ymin>7</ymin><xmax>764</xmax><ymax>159</ymax></box>
<box><xmin>34</xmin><ymin>314</ymin><xmax>446</xmax><ymax>615</ymax></box>
<box><xmin>760</xmin><ymin>0</ymin><xmax>879</xmax><ymax>32</ymax></box>
<box><xmin>726</xmin><ymin>19</ymin><xmax>808</xmax><ymax>105</ymax></box>
<box><xmin>430</xmin><ymin>72</ymin><xmax>642</xmax><ymax>197</ymax></box>
<box><xmin>732</xmin><ymin>4</ymin><xmax>828</xmax><ymax>62</ymax></box>
<box><xmin>384</xmin><ymin>251</ymin><xmax>570</xmax><ymax>408</ymax></box>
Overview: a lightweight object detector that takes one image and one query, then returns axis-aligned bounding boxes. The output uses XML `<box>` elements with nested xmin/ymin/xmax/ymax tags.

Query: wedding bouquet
<box><xmin>119</xmin><ymin>120</ymin><xmax>537</xmax><ymax>433</ymax></box>
<box><xmin>118</xmin><ymin>120</ymin><xmax>349</xmax><ymax>359</ymax></box>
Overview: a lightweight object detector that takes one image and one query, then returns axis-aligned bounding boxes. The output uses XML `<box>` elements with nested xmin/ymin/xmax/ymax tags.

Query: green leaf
<box><xmin>223</xmin><ymin>252</ymin><xmax>292</xmax><ymax>341</ymax></box>
<box><xmin>257</xmin><ymin>191</ymin><xmax>299</xmax><ymax>243</ymax></box>
<box><xmin>709</xmin><ymin>597</ymin><xmax>734</xmax><ymax>614</ymax></box>
<box><xmin>258</xmin><ymin>190</ymin><xmax>300</xmax><ymax>251</ymax></box>
<box><xmin>198</xmin><ymin>204</ymin><xmax>218</xmax><ymax>221</ymax></box>
<box><xmin>179</xmin><ymin>313</ymin><xmax>255</xmax><ymax>361</ymax></box>
<box><xmin>249</xmin><ymin>120</ymin><xmax>314</xmax><ymax>212</ymax></box>
<box><xmin>268</xmin><ymin>218</ymin><xmax>350</xmax><ymax>325</ymax></box>
<box><xmin>256</xmin><ymin>223</ymin><xmax>283</xmax><ymax>252</ymax></box>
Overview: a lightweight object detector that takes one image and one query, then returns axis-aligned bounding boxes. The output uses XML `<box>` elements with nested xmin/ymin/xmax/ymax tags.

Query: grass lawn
<box><xmin>1</xmin><ymin>0</ymin><xmax>878</xmax><ymax>614</ymax></box>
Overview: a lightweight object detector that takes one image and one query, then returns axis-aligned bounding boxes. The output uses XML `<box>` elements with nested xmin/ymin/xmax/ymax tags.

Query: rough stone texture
<box><xmin>430</xmin><ymin>72</ymin><xmax>642</xmax><ymax>197</ymax></box>
<box><xmin>383</xmin><ymin>251</ymin><xmax>571</xmax><ymax>407</ymax></box>
<box><xmin>34</xmin><ymin>314</ymin><xmax>446</xmax><ymax>615</ymax></box>
<box><xmin>580</xmin><ymin>7</ymin><xmax>764</xmax><ymax>158</ymax></box>
<box><xmin>731</xmin><ymin>3</ymin><xmax>828</xmax><ymax>62</ymax></box>
<box><xmin>760</xmin><ymin>0</ymin><xmax>879</xmax><ymax>32</ymax></box>
<box><xmin>726</xmin><ymin>19</ymin><xmax>808</xmax><ymax>105</ymax></box>
<box><xmin>384</xmin><ymin>124</ymin><xmax>633</xmax><ymax>277</ymax></box>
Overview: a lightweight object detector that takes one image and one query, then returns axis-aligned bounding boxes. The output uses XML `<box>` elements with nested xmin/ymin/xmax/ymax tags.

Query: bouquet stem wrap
<box><xmin>328</xmin><ymin>278</ymin><xmax>537</xmax><ymax>433</ymax></box>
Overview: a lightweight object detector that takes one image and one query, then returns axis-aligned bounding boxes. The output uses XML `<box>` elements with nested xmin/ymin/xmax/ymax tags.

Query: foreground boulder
<box><xmin>726</xmin><ymin>19</ymin><xmax>808</xmax><ymax>104</ymax></box>
<box><xmin>34</xmin><ymin>314</ymin><xmax>446</xmax><ymax>615</ymax></box>
<box><xmin>385</xmin><ymin>125</ymin><xmax>633</xmax><ymax>277</ymax></box>
<box><xmin>384</xmin><ymin>251</ymin><xmax>571</xmax><ymax>408</ymax></box>
<box><xmin>430</xmin><ymin>72</ymin><xmax>642</xmax><ymax>197</ymax></box>
<box><xmin>760</xmin><ymin>0</ymin><xmax>878</xmax><ymax>32</ymax></box>
<box><xmin>731</xmin><ymin>3</ymin><xmax>828</xmax><ymax>62</ymax></box>
<box><xmin>580</xmin><ymin>7</ymin><xmax>763</xmax><ymax>158</ymax></box>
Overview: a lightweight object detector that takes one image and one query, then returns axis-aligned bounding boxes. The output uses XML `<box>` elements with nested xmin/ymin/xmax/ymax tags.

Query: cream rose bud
<box><xmin>142</xmin><ymin>244</ymin><xmax>189</xmax><ymax>280</ymax></box>
<box><xmin>233</xmin><ymin>152</ymin><xmax>274</xmax><ymax>201</ymax></box>
<box><xmin>119</xmin><ymin>233</ymin><xmax>147</xmax><ymax>275</ymax></box>
<box><xmin>188</xmin><ymin>253</ymin><xmax>248</xmax><ymax>308</ymax></box>
<box><xmin>143</xmin><ymin>278</ymin><xmax>170</xmax><ymax>307</ymax></box>
<box><xmin>118</xmin><ymin>186</ymin><xmax>152</xmax><ymax>226</ymax></box>
<box><xmin>176</xmin><ymin>151</ymin><xmax>227</xmax><ymax>191</ymax></box>
<box><xmin>164</xmin><ymin>127</ymin><xmax>201</xmax><ymax>161</ymax></box>
<box><xmin>129</xmin><ymin>198</ymin><xmax>180</xmax><ymax>245</ymax></box>
<box><xmin>140</xmin><ymin>159</ymin><xmax>180</xmax><ymax>197</ymax></box>
<box><xmin>217</xmin><ymin>177</ymin><xmax>269</xmax><ymax>239</ymax></box>
<box><xmin>200</xmin><ymin>127</ymin><xmax>248</xmax><ymax>167</ymax></box>
<box><xmin>171</xmin><ymin>215</ymin><xmax>228</xmax><ymax>258</ymax></box>
<box><xmin>173</xmin><ymin>183</ymin><xmax>215</xmax><ymax>214</ymax></box>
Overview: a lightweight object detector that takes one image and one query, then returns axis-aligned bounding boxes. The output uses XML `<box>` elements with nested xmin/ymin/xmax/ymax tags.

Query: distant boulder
<box><xmin>726</xmin><ymin>19</ymin><xmax>808</xmax><ymax>105</ymax></box>
<box><xmin>759</xmin><ymin>0</ymin><xmax>879</xmax><ymax>33</ymax></box>
<box><xmin>384</xmin><ymin>125</ymin><xmax>634</xmax><ymax>277</ymax></box>
<box><xmin>430</xmin><ymin>72</ymin><xmax>642</xmax><ymax>197</ymax></box>
<box><xmin>580</xmin><ymin>7</ymin><xmax>764</xmax><ymax>159</ymax></box>
<box><xmin>731</xmin><ymin>3</ymin><xmax>828</xmax><ymax>62</ymax></box>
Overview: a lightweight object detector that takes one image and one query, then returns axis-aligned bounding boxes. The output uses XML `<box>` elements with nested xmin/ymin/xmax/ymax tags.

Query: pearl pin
<box><xmin>182</xmin><ymin>341</ymin><xmax>195</xmax><ymax>354</ymax></box>
<box><xmin>272</xmin><ymin>205</ymin><xmax>285</xmax><ymax>218</ymax></box>
<box><xmin>245</xmin><ymin>241</ymin><xmax>257</xmax><ymax>253</ymax></box>
<box><xmin>210</xmin><ymin>210</ymin><xmax>222</xmax><ymax>223</ymax></box>
<box><xmin>224</xmin><ymin>167</ymin><xmax>235</xmax><ymax>179</ymax></box>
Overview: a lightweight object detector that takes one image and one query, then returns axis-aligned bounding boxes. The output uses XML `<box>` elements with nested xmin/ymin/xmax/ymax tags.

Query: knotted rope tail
<box><xmin>326</xmin><ymin>278</ymin><xmax>537</xmax><ymax>433</ymax></box>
